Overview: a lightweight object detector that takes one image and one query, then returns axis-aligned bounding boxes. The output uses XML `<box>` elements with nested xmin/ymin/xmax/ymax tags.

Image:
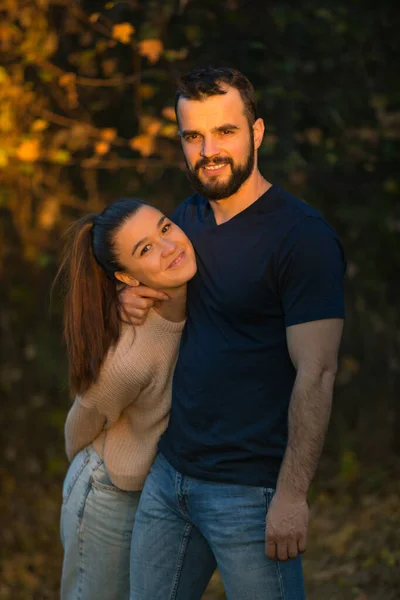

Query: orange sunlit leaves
<box><xmin>49</xmin><ymin>149</ymin><xmax>71</xmax><ymax>164</ymax></box>
<box><xmin>162</xmin><ymin>107</ymin><xmax>177</xmax><ymax>122</ymax></box>
<box><xmin>112</xmin><ymin>23</ymin><xmax>135</xmax><ymax>45</ymax></box>
<box><xmin>31</xmin><ymin>119</ymin><xmax>49</xmax><ymax>133</ymax></box>
<box><xmin>138</xmin><ymin>39</ymin><xmax>164</xmax><ymax>64</ymax></box>
<box><xmin>38</xmin><ymin>198</ymin><xmax>60</xmax><ymax>230</ymax></box>
<box><xmin>141</xmin><ymin>117</ymin><xmax>162</xmax><ymax>136</ymax></box>
<box><xmin>341</xmin><ymin>356</ymin><xmax>361</xmax><ymax>374</ymax></box>
<box><xmin>0</xmin><ymin>149</ymin><xmax>9</xmax><ymax>168</ymax></box>
<box><xmin>16</xmin><ymin>140</ymin><xmax>40</xmax><ymax>162</ymax></box>
<box><xmin>305</xmin><ymin>128</ymin><xmax>323</xmax><ymax>145</ymax></box>
<box><xmin>59</xmin><ymin>73</ymin><xmax>76</xmax><ymax>88</ymax></box>
<box><xmin>94</xmin><ymin>141</ymin><xmax>110</xmax><ymax>155</ymax></box>
<box><xmin>161</xmin><ymin>124</ymin><xmax>178</xmax><ymax>138</ymax></box>
<box><xmin>139</xmin><ymin>84</ymin><xmax>156</xmax><ymax>99</ymax></box>
<box><xmin>100</xmin><ymin>128</ymin><xmax>117</xmax><ymax>142</ymax></box>
<box><xmin>129</xmin><ymin>135</ymin><xmax>154</xmax><ymax>157</ymax></box>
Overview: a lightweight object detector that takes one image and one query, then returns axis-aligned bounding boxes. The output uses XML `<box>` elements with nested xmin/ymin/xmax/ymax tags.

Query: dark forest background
<box><xmin>0</xmin><ymin>1</ymin><xmax>399</xmax><ymax>598</ymax></box>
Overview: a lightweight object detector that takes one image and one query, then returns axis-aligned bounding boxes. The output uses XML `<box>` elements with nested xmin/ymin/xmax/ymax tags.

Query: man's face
<box><xmin>177</xmin><ymin>86</ymin><xmax>256</xmax><ymax>200</ymax></box>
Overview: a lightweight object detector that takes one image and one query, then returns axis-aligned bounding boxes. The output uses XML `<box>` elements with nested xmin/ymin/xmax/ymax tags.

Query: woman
<box><xmin>58</xmin><ymin>198</ymin><xmax>197</xmax><ymax>599</ymax></box>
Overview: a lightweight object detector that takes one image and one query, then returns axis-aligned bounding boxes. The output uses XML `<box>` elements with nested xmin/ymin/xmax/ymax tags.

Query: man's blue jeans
<box><xmin>130</xmin><ymin>453</ymin><xmax>305</xmax><ymax>600</ymax></box>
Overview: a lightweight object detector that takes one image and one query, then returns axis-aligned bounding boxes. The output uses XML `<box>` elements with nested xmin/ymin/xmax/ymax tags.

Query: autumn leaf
<box><xmin>164</xmin><ymin>47</ymin><xmax>189</xmax><ymax>62</ymax></box>
<box><xmin>16</xmin><ymin>140</ymin><xmax>40</xmax><ymax>162</ymax></box>
<box><xmin>49</xmin><ymin>149</ymin><xmax>71</xmax><ymax>164</ymax></box>
<box><xmin>141</xmin><ymin>116</ymin><xmax>162</xmax><ymax>136</ymax></box>
<box><xmin>162</xmin><ymin>106</ymin><xmax>177</xmax><ymax>122</ymax></box>
<box><xmin>100</xmin><ymin>128</ymin><xmax>117</xmax><ymax>142</ymax></box>
<box><xmin>38</xmin><ymin>198</ymin><xmax>60</xmax><ymax>230</ymax></box>
<box><xmin>341</xmin><ymin>356</ymin><xmax>360</xmax><ymax>374</ymax></box>
<box><xmin>139</xmin><ymin>84</ymin><xmax>156</xmax><ymax>99</ymax></box>
<box><xmin>263</xmin><ymin>133</ymin><xmax>278</xmax><ymax>148</ymax></box>
<box><xmin>58</xmin><ymin>73</ymin><xmax>76</xmax><ymax>87</ymax></box>
<box><xmin>138</xmin><ymin>39</ymin><xmax>164</xmax><ymax>64</ymax></box>
<box><xmin>305</xmin><ymin>128</ymin><xmax>323</xmax><ymax>145</ymax></box>
<box><xmin>0</xmin><ymin>148</ymin><xmax>9</xmax><ymax>168</ymax></box>
<box><xmin>129</xmin><ymin>134</ymin><xmax>154</xmax><ymax>157</ymax></box>
<box><xmin>94</xmin><ymin>141</ymin><xmax>110</xmax><ymax>155</ymax></box>
<box><xmin>112</xmin><ymin>23</ymin><xmax>135</xmax><ymax>45</ymax></box>
<box><xmin>31</xmin><ymin>119</ymin><xmax>49</xmax><ymax>133</ymax></box>
<box><xmin>161</xmin><ymin>123</ymin><xmax>178</xmax><ymax>138</ymax></box>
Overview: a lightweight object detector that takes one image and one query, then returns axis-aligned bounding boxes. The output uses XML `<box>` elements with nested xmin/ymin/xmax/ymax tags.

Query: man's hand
<box><xmin>265</xmin><ymin>492</ymin><xmax>308</xmax><ymax>561</ymax></box>
<box><xmin>119</xmin><ymin>285</ymin><xmax>169</xmax><ymax>326</ymax></box>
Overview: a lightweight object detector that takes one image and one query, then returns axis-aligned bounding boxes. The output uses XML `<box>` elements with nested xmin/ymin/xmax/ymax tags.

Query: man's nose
<box><xmin>161</xmin><ymin>239</ymin><xmax>176</xmax><ymax>257</ymax></box>
<box><xmin>200</xmin><ymin>135</ymin><xmax>220</xmax><ymax>158</ymax></box>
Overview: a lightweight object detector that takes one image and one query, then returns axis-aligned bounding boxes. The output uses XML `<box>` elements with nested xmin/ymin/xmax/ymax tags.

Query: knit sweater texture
<box><xmin>64</xmin><ymin>309</ymin><xmax>185</xmax><ymax>491</ymax></box>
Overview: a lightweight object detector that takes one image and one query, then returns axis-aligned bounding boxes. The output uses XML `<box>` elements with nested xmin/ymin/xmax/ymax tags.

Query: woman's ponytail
<box><xmin>55</xmin><ymin>214</ymin><xmax>120</xmax><ymax>396</ymax></box>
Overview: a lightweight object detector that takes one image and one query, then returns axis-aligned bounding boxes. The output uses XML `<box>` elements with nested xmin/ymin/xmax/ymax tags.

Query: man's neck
<box><xmin>209</xmin><ymin>170</ymin><xmax>272</xmax><ymax>225</ymax></box>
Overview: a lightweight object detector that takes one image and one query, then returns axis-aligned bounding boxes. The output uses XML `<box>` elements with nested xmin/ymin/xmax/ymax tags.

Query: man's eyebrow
<box><xmin>212</xmin><ymin>124</ymin><xmax>240</xmax><ymax>133</ymax></box>
<box><xmin>180</xmin><ymin>128</ymin><xmax>201</xmax><ymax>138</ymax></box>
<box><xmin>132</xmin><ymin>216</ymin><xmax>167</xmax><ymax>255</ymax></box>
<box><xmin>180</xmin><ymin>124</ymin><xmax>240</xmax><ymax>138</ymax></box>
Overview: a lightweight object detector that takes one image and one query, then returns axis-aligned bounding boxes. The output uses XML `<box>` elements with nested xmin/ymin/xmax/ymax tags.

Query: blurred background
<box><xmin>0</xmin><ymin>1</ymin><xmax>399</xmax><ymax>598</ymax></box>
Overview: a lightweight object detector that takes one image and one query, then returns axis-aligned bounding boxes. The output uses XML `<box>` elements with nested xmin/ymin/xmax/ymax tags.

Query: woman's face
<box><xmin>113</xmin><ymin>205</ymin><xmax>197</xmax><ymax>290</ymax></box>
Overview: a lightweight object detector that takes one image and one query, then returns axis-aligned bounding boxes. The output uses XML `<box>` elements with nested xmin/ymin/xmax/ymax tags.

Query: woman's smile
<box><xmin>167</xmin><ymin>251</ymin><xmax>186</xmax><ymax>270</ymax></box>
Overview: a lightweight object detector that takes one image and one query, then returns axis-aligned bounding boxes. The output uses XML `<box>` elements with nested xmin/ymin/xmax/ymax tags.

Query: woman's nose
<box><xmin>161</xmin><ymin>239</ymin><xmax>176</xmax><ymax>257</ymax></box>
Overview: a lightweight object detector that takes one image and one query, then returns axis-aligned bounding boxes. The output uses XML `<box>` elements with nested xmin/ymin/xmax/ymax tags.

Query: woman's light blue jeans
<box><xmin>130</xmin><ymin>453</ymin><xmax>305</xmax><ymax>600</ymax></box>
<box><xmin>60</xmin><ymin>445</ymin><xmax>141</xmax><ymax>600</ymax></box>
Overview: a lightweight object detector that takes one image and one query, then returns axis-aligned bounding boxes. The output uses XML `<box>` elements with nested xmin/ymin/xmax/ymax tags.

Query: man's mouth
<box><xmin>168</xmin><ymin>251</ymin><xmax>186</xmax><ymax>269</ymax></box>
<box><xmin>203</xmin><ymin>163</ymin><xmax>227</xmax><ymax>172</ymax></box>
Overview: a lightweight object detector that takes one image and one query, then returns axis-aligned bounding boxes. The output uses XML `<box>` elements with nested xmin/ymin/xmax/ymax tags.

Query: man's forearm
<box><xmin>276</xmin><ymin>367</ymin><xmax>337</xmax><ymax>498</ymax></box>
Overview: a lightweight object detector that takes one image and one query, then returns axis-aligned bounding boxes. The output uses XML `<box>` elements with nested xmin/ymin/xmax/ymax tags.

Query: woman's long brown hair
<box><xmin>55</xmin><ymin>214</ymin><xmax>120</xmax><ymax>396</ymax></box>
<box><xmin>54</xmin><ymin>198</ymin><xmax>146</xmax><ymax>396</ymax></box>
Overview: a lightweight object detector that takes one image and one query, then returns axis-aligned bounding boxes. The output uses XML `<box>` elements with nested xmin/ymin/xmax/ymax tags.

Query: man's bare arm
<box><xmin>265</xmin><ymin>318</ymin><xmax>344</xmax><ymax>561</ymax></box>
<box><xmin>119</xmin><ymin>284</ymin><xmax>169</xmax><ymax>326</ymax></box>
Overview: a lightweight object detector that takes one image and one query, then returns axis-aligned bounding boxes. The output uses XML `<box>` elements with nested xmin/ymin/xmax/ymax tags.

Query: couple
<box><xmin>59</xmin><ymin>66</ymin><xmax>346</xmax><ymax>600</ymax></box>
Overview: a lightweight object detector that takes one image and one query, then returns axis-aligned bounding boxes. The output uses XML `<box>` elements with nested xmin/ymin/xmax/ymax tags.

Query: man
<box><xmin>123</xmin><ymin>67</ymin><xmax>345</xmax><ymax>599</ymax></box>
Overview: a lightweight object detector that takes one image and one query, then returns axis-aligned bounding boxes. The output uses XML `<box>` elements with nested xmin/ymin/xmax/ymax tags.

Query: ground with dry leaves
<box><xmin>1</xmin><ymin>455</ymin><xmax>399</xmax><ymax>600</ymax></box>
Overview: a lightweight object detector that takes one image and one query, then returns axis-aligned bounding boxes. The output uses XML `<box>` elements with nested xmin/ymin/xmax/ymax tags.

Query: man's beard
<box><xmin>185</xmin><ymin>136</ymin><xmax>255</xmax><ymax>201</ymax></box>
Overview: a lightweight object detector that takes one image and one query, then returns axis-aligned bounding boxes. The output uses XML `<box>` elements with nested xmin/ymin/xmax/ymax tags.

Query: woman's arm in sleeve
<box><xmin>64</xmin><ymin>398</ymin><xmax>106</xmax><ymax>461</ymax></box>
<box><xmin>64</xmin><ymin>327</ymin><xmax>145</xmax><ymax>461</ymax></box>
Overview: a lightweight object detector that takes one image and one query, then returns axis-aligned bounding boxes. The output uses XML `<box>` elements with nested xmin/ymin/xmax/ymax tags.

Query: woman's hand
<box><xmin>119</xmin><ymin>285</ymin><xmax>169</xmax><ymax>326</ymax></box>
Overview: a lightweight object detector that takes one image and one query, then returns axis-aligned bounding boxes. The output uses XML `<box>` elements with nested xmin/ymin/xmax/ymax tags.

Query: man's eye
<box><xmin>221</xmin><ymin>129</ymin><xmax>233</xmax><ymax>135</ymax></box>
<box><xmin>185</xmin><ymin>134</ymin><xmax>198</xmax><ymax>141</ymax></box>
<box><xmin>140</xmin><ymin>244</ymin><xmax>151</xmax><ymax>256</ymax></box>
<box><xmin>161</xmin><ymin>223</ymin><xmax>171</xmax><ymax>234</ymax></box>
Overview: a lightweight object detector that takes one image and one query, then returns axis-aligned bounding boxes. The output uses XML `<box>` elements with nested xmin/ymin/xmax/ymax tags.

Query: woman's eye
<box><xmin>161</xmin><ymin>223</ymin><xmax>171</xmax><ymax>234</ymax></box>
<box><xmin>140</xmin><ymin>244</ymin><xmax>151</xmax><ymax>256</ymax></box>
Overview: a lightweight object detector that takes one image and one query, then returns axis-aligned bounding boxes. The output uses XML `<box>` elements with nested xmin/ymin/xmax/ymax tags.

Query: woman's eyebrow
<box><xmin>131</xmin><ymin>216</ymin><xmax>167</xmax><ymax>255</ymax></box>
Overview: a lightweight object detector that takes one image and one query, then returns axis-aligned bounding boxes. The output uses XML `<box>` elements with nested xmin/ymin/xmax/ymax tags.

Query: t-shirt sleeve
<box><xmin>276</xmin><ymin>217</ymin><xmax>346</xmax><ymax>327</ymax></box>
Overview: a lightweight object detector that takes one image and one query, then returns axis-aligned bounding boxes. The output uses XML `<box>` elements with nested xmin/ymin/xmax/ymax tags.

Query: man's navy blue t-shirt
<box><xmin>158</xmin><ymin>185</ymin><xmax>346</xmax><ymax>488</ymax></box>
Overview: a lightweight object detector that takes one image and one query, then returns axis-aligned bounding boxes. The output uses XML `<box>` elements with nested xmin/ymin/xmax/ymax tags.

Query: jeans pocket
<box><xmin>263</xmin><ymin>487</ymin><xmax>276</xmax><ymax>511</ymax></box>
<box><xmin>62</xmin><ymin>448</ymin><xmax>90</xmax><ymax>505</ymax></box>
<box><xmin>90</xmin><ymin>463</ymin><xmax>142</xmax><ymax>506</ymax></box>
<box><xmin>90</xmin><ymin>462</ymin><xmax>120</xmax><ymax>493</ymax></box>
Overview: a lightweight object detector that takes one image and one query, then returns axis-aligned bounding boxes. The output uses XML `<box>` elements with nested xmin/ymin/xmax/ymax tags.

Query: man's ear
<box><xmin>252</xmin><ymin>118</ymin><xmax>265</xmax><ymax>150</ymax></box>
<box><xmin>115</xmin><ymin>271</ymin><xmax>140</xmax><ymax>287</ymax></box>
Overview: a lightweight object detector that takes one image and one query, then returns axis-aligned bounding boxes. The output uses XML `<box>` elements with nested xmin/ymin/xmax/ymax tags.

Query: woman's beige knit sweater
<box><xmin>64</xmin><ymin>309</ymin><xmax>185</xmax><ymax>491</ymax></box>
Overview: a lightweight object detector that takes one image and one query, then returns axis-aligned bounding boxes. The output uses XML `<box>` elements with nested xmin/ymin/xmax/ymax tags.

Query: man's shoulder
<box><xmin>275</xmin><ymin>186</ymin><xmax>323</xmax><ymax>222</ymax></box>
<box><xmin>170</xmin><ymin>193</ymin><xmax>206</xmax><ymax>226</ymax></box>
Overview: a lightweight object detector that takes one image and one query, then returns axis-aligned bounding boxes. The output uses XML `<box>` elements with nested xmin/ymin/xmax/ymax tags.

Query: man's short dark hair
<box><xmin>175</xmin><ymin>66</ymin><xmax>258</xmax><ymax>126</ymax></box>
